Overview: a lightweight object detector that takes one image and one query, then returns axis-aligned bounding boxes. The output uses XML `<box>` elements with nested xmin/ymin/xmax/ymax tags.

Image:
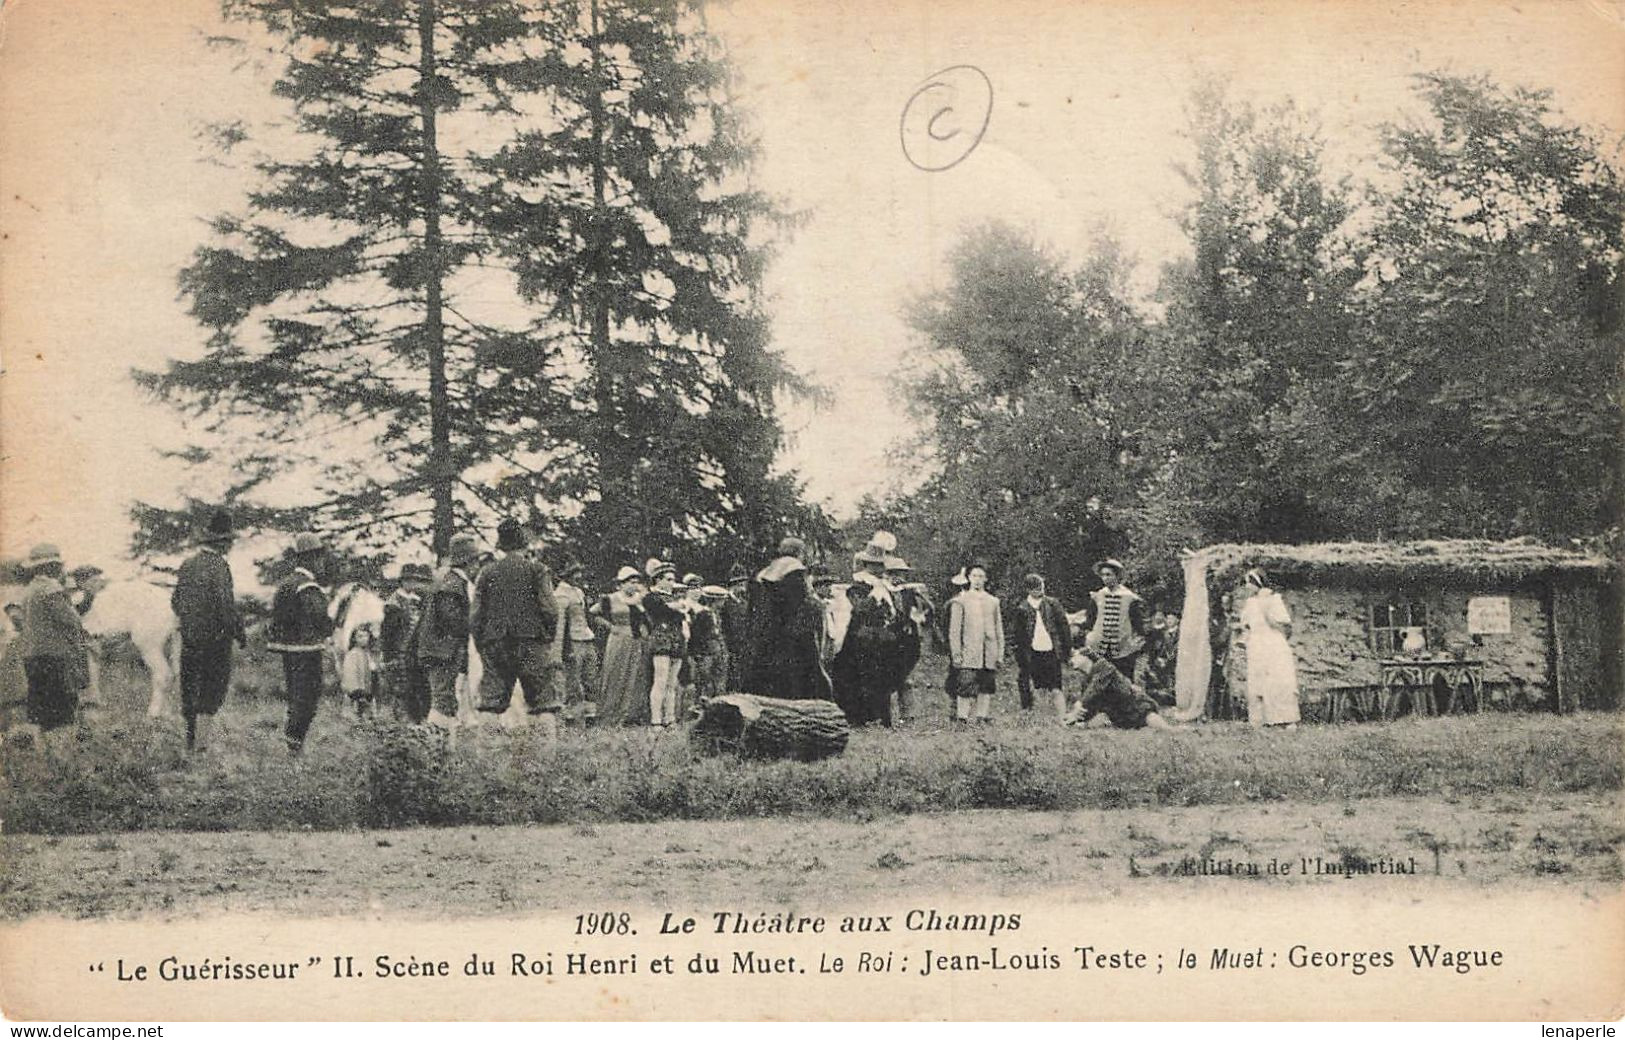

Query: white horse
<box><xmin>79</xmin><ymin>578</ymin><xmax>182</xmax><ymax>717</ymax></box>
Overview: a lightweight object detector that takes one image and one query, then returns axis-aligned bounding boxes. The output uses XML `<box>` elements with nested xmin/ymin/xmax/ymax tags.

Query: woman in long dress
<box><xmin>591</xmin><ymin>567</ymin><xmax>648</xmax><ymax>726</ymax></box>
<box><xmin>1239</xmin><ymin>569</ymin><xmax>1300</xmax><ymax>728</ymax></box>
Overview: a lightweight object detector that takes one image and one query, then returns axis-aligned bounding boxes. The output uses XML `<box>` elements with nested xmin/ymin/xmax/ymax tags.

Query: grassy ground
<box><xmin>2</xmin><ymin>793</ymin><xmax>1617</xmax><ymax>919</ymax></box>
<box><xmin>1</xmin><ymin>646</ymin><xmax>1619</xmax><ymax>834</ymax></box>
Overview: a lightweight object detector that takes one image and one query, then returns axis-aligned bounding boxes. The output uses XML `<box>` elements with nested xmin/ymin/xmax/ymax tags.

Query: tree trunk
<box><xmin>585</xmin><ymin>0</ymin><xmax>645</xmax><ymax>555</ymax></box>
<box><xmin>418</xmin><ymin>0</ymin><xmax>453</xmax><ymax>557</ymax></box>
<box><xmin>690</xmin><ymin>694</ymin><xmax>850</xmax><ymax>762</ymax></box>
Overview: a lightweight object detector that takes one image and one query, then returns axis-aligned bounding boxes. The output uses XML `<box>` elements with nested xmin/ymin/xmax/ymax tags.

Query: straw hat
<box><xmin>647</xmin><ymin>559</ymin><xmax>677</xmax><ymax>581</ymax></box>
<box><xmin>854</xmin><ymin>544</ymin><xmax>888</xmax><ymax>566</ymax></box>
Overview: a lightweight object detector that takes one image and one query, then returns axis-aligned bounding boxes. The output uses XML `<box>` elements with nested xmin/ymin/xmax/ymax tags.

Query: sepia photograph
<box><xmin>0</xmin><ymin>0</ymin><xmax>1621</xmax><ymax>1023</ymax></box>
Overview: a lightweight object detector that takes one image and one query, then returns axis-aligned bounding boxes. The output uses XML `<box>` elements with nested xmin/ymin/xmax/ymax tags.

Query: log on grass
<box><xmin>690</xmin><ymin>694</ymin><xmax>850</xmax><ymax>761</ymax></box>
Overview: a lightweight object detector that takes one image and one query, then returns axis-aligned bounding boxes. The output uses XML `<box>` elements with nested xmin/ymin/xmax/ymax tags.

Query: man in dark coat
<box><xmin>679</xmin><ymin>574</ymin><xmax>726</xmax><ymax>705</ymax></box>
<box><xmin>417</xmin><ymin>533</ymin><xmax>479</xmax><ymax>729</ymax></box>
<box><xmin>884</xmin><ymin>557</ymin><xmax>932</xmax><ymax>722</ymax></box>
<box><xmin>470</xmin><ymin>520</ymin><xmax>561</xmax><ymax>736</ymax></box>
<box><xmin>266</xmin><ymin>533</ymin><xmax>332</xmax><ymax>755</ymax></box>
<box><xmin>742</xmin><ymin>537</ymin><xmax>831</xmax><ymax>700</ymax></box>
<box><xmin>170</xmin><ymin>509</ymin><xmax>245</xmax><ymax>753</ymax></box>
<box><xmin>1011</xmin><ymin>572</ymin><xmax>1073</xmax><ymax>719</ymax></box>
<box><xmin>1066</xmin><ymin>654</ymin><xmax>1171</xmax><ymax>731</ymax></box>
<box><xmin>832</xmin><ymin>545</ymin><xmax>899</xmax><ymax>726</ymax></box>
<box><xmin>719</xmin><ymin>562</ymin><xmax>751</xmax><ymax>691</ymax></box>
<box><xmin>380</xmin><ymin>562</ymin><xmax>432</xmax><ymax>722</ymax></box>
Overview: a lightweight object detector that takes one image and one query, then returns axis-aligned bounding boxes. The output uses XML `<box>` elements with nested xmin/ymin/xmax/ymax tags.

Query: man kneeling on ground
<box><xmin>1065</xmin><ymin>652</ymin><xmax>1171</xmax><ymax>731</ymax></box>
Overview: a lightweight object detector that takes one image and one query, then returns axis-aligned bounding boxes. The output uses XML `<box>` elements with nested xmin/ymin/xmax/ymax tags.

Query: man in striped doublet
<box><xmin>1081</xmin><ymin>558</ymin><xmax>1148</xmax><ymax>681</ymax></box>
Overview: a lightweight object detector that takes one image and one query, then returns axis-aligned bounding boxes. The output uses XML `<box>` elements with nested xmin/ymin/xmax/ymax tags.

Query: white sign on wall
<box><xmin>1467</xmin><ymin>596</ymin><xmax>1512</xmax><ymax>635</ymax></box>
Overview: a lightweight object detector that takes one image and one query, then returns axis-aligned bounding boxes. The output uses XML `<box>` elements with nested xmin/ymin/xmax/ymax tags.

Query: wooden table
<box><xmin>1377</xmin><ymin>658</ymin><xmax>1485</xmax><ymax>717</ymax></box>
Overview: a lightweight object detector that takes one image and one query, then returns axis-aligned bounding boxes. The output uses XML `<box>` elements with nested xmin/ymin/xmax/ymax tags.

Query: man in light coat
<box><xmin>552</xmin><ymin>557</ymin><xmax>599</xmax><ymax>725</ymax></box>
<box><xmin>947</xmin><ymin>562</ymin><xmax>1003</xmax><ymax>724</ymax></box>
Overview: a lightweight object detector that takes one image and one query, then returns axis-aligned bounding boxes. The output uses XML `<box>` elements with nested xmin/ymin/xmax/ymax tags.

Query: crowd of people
<box><xmin>6</xmin><ymin>513</ymin><xmax>1304</xmax><ymax>758</ymax></box>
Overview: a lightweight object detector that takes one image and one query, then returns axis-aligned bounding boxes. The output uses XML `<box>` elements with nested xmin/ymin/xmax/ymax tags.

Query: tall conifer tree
<box><xmin>135</xmin><ymin>0</ymin><xmax>820</xmax><ymax>574</ymax></box>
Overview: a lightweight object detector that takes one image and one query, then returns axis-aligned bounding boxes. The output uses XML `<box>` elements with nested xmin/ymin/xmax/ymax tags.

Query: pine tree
<box><xmin>137</xmin><ymin>0</ymin><xmax>578</xmax><ymax>559</ymax></box>
<box><xmin>136</xmin><ymin>0</ymin><xmax>819</xmax><ymax>577</ymax></box>
<box><xmin>477</xmin><ymin>0</ymin><xmax>816</xmax><ymax>576</ymax></box>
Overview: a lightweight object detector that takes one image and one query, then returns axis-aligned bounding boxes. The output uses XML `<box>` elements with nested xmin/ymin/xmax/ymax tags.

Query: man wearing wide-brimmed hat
<box><xmin>831</xmin><ymin>542</ymin><xmax>900</xmax><ymax>726</ymax></box>
<box><xmin>719</xmin><ymin>562</ymin><xmax>751</xmax><ymax>690</ymax></box>
<box><xmin>416</xmin><ymin>532</ymin><xmax>480</xmax><ymax>730</ymax></box>
<box><xmin>380</xmin><ymin>561</ymin><xmax>433</xmax><ymax>722</ymax></box>
<box><xmin>267</xmin><ymin>532</ymin><xmax>333</xmax><ymax>755</ymax></box>
<box><xmin>883</xmin><ymin>556</ymin><xmax>932</xmax><ymax>722</ymax></box>
<box><xmin>470</xmin><ymin>520</ymin><xmax>561</xmax><ymax>737</ymax></box>
<box><xmin>742</xmin><ymin>537</ymin><xmax>831</xmax><ymax>703</ymax></box>
<box><xmin>15</xmin><ymin>543</ymin><xmax>90</xmax><ymax>749</ymax></box>
<box><xmin>1080</xmin><ymin>558</ymin><xmax>1148</xmax><ymax>681</ymax></box>
<box><xmin>170</xmin><ymin>509</ymin><xmax>245</xmax><ymax>753</ymax></box>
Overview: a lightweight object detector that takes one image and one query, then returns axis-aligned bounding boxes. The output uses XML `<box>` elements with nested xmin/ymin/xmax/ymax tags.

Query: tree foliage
<box><xmin>890</xmin><ymin>223</ymin><xmax>1160</xmax><ymax>605</ymax></box>
<box><xmin>135</xmin><ymin>0</ymin><xmax>823</xmax><ymax>580</ymax></box>
<box><xmin>1301</xmin><ymin>73</ymin><xmax>1625</xmax><ymax>539</ymax></box>
<box><xmin>888</xmin><ymin>72</ymin><xmax>1623</xmax><ymax>603</ymax></box>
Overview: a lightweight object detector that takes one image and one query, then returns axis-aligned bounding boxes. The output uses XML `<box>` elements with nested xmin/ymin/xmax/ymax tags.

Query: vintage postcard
<box><xmin>0</xmin><ymin>0</ymin><xmax>1621</xmax><ymax>1022</ymax></box>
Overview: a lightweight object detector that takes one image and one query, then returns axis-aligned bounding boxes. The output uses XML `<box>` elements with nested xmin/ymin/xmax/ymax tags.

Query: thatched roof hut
<box><xmin>1171</xmin><ymin>539</ymin><xmax>1619</xmax><ymax>721</ymax></box>
<box><xmin>1191</xmin><ymin>538</ymin><xmax>1614</xmax><ymax>587</ymax></box>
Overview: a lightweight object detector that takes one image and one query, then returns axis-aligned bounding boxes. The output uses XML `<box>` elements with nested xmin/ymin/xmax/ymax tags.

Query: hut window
<box><xmin>1368</xmin><ymin>599</ymin><xmax>1428</xmax><ymax>655</ymax></box>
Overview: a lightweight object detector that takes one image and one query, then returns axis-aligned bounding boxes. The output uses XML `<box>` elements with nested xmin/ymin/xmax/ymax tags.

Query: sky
<box><xmin>2</xmin><ymin>0</ymin><xmax>1621</xmax><ymax>579</ymax></box>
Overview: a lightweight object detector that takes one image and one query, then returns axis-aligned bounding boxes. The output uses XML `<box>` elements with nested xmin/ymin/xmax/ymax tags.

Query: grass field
<box><xmin>1</xmin><ymin>644</ymin><xmax>1620</xmax><ymax>836</ymax></box>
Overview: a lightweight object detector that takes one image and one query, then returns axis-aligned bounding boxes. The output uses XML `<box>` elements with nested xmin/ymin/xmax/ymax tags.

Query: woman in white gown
<box><xmin>1239</xmin><ymin>569</ymin><xmax>1300</xmax><ymax>728</ymax></box>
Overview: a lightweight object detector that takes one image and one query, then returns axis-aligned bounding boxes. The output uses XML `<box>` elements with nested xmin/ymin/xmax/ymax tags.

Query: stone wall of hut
<box><xmin>1223</xmin><ymin>581</ymin><xmax>1556</xmax><ymax>712</ymax></box>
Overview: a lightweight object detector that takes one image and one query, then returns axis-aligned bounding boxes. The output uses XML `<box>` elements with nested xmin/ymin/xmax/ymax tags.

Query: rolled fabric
<box><xmin>1171</xmin><ymin>552</ymin><xmax>1212</xmax><ymax>722</ymax></box>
